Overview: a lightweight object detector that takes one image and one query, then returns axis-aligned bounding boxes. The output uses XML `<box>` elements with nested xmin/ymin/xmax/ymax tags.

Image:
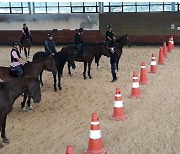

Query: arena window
<box><xmin>0</xmin><ymin>2</ymin><xmax>29</xmax><ymax>14</ymax></box>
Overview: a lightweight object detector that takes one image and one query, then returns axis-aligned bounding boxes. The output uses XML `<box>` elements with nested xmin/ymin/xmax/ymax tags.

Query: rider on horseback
<box><xmin>20</xmin><ymin>23</ymin><xmax>32</xmax><ymax>45</ymax></box>
<box><xmin>10</xmin><ymin>41</ymin><xmax>26</xmax><ymax>77</ymax></box>
<box><xmin>106</xmin><ymin>25</ymin><xmax>116</xmax><ymax>57</ymax></box>
<box><xmin>74</xmin><ymin>28</ymin><xmax>84</xmax><ymax>57</ymax></box>
<box><xmin>44</xmin><ymin>33</ymin><xmax>57</xmax><ymax>56</ymax></box>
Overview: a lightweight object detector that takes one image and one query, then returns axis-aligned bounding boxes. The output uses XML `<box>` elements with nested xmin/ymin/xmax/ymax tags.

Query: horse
<box><xmin>0</xmin><ymin>77</ymin><xmax>41</xmax><ymax>148</ymax></box>
<box><xmin>0</xmin><ymin>55</ymin><xmax>57</xmax><ymax>110</ymax></box>
<box><xmin>64</xmin><ymin>43</ymin><xmax>104</xmax><ymax>79</ymax></box>
<box><xmin>33</xmin><ymin>51</ymin><xmax>76</xmax><ymax>91</ymax></box>
<box><xmin>20</xmin><ymin>35</ymin><xmax>32</xmax><ymax>58</ymax></box>
<box><xmin>94</xmin><ymin>34</ymin><xmax>131</xmax><ymax>71</ymax></box>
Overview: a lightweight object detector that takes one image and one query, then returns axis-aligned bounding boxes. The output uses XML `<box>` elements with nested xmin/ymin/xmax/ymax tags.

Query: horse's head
<box><xmin>26</xmin><ymin>78</ymin><xmax>41</xmax><ymax>103</ymax></box>
<box><xmin>45</xmin><ymin>55</ymin><xmax>57</xmax><ymax>75</ymax></box>
<box><xmin>116</xmin><ymin>34</ymin><xmax>131</xmax><ymax>47</ymax></box>
<box><xmin>23</xmin><ymin>35</ymin><xmax>32</xmax><ymax>46</ymax></box>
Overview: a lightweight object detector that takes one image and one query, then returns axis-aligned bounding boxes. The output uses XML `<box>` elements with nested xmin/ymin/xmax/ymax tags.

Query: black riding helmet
<box><xmin>12</xmin><ymin>41</ymin><xmax>20</xmax><ymax>47</ymax></box>
<box><xmin>107</xmin><ymin>25</ymin><xmax>112</xmax><ymax>29</ymax></box>
<box><xmin>23</xmin><ymin>23</ymin><xmax>26</xmax><ymax>26</ymax></box>
<box><xmin>78</xmin><ymin>28</ymin><xmax>84</xmax><ymax>33</ymax></box>
<box><xmin>47</xmin><ymin>33</ymin><xmax>53</xmax><ymax>38</ymax></box>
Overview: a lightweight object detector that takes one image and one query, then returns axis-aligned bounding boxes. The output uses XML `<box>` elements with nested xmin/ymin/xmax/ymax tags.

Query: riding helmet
<box><xmin>12</xmin><ymin>41</ymin><xmax>20</xmax><ymax>46</ymax></box>
<box><xmin>47</xmin><ymin>33</ymin><xmax>53</xmax><ymax>38</ymax></box>
<box><xmin>78</xmin><ymin>28</ymin><xmax>84</xmax><ymax>33</ymax></box>
<box><xmin>107</xmin><ymin>25</ymin><xmax>112</xmax><ymax>29</ymax></box>
<box><xmin>23</xmin><ymin>23</ymin><xmax>26</xmax><ymax>26</ymax></box>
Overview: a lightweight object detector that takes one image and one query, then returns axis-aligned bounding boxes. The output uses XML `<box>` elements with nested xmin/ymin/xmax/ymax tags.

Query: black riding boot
<box><xmin>111</xmin><ymin>73</ymin><xmax>117</xmax><ymax>82</ymax></box>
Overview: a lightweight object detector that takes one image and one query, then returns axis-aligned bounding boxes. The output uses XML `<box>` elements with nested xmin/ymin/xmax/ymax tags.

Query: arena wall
<box><xmin>0</xmin><ymin>12</ymin><xmax>180</xmax><ymax>45</ymax></box>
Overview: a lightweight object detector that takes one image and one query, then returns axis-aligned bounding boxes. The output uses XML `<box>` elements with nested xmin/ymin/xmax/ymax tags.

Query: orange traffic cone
<box><xmin>158</xmin><ymin>47</ymin><xmax>164</xmax><ymax>65</ymax></box>
<box><xmin>66</xmin><ymin>145</ymin><xmax>75</xmax><ymax>154</ymax></box>
<box><xmin>168</xmin><ymin>38</ymin><xmax>173</xmax><ymax>52</ymax></box>
<box><xmin>140</xmin><ymin>62</ymin><xmax>149</xmax><ymax>85</ymax></box>
<box><xmin>110</xmin><ymin>87</ymin><xmax>128</xmax><ymax>121</ymax></box>
<box><xmin>84</xmin><ymin>113</ymin><xmax>107</xmax><ymax>154</ymax></box>
<box><xmin>129</xmin><ymin>72</ymin><xmax>142</xmax><ymax>99</ymax></box>
<box><xmin>149</xmin><ymin>53</ymin><xmax>158</xmax><ymax>73</ymax></box>
<box><xmin>163</xmin><ymin>42</ymin><xmax>168</xmax><ymax>58</ymax></box>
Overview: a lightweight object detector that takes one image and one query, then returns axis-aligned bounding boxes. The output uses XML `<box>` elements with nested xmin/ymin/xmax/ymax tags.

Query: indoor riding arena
<box><xmin>0</xmin><ymin>2</ymin><xmax>180</xmax><ymax>154</ymax></box>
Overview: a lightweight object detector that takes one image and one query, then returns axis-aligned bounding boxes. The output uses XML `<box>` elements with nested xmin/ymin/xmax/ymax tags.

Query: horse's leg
<box><xmin>40</xmin><ymin>71</ymin><xmax>44</xmax><ymax>86</ymax></box>
<box><xmin>24</xmin><ymin>48</ymin><xmax>27</xmax><ymax>59</ymax></box>
<box><xmin>21</xmin><ymin>92</ymin><xmax>27</xmax><ymax>112</ymax></box>
<box><xmin>28</xmin><ymin>47</ymin><xmax>30</xmax><ymax>58</ymax></box>
<box><xmin>88</xmin><ymin>62</ymin><xmax>92</xmax><ymax>79</ymax></box>
<box><xmin>53</xmin><ymin>73</ymin><xmax>57</xmax><ymax>91</ymax></box>
<box><xmin>68</xmin><ymin>63</ymin><xmax>72</xmax><ymax>76</ymax></box>
<box><xmin>83</xmin><ymin>62</ymin><xmax>87</xmax><ymax>79</ymax></box>
<box><xmin>58</xmin><ymin>71</ymin><xmax>62</xmax><ymax>90</ymax></box>
<box><xmin>95</xmin><ymin>54</ymin><xmax>102</xmax><ymax>68</ymax></box>
<box><xmin>1</xmin><ymin>114</ymin><xmax>9</xmax><ymax>144</ymax></box>
<box><xmin>26</xmin><ymin>97</ymin><xmax>33</xmax><ymax>110</ymax></box>
<box><xmin>0</xmin><ymin>115</ymin><xmax>4</xmax><ymax>148</ymax></box>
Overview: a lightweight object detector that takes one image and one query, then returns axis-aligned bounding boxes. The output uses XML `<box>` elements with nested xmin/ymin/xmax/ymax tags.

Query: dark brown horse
<box><xmin>65</xmin><ymin>43</ymin><xmax>104</xmax><ymax>79</ymax></box>
<box><xmin>95</xmin><ymin>34</ymin><xmax>131</xmax><ymax>71</ymax></box>
<box><xmin>0</xmin><ymin>77</ymin><xmax>41</xmax><ymax>148</ymax></box>
<box><xmin>33</xmin><ymin>51</ymin><xmax>76</xmax><ymax>91</ymax></box>
<box><xmin>0</xmin><ymin>55</ymin><xmax>57</xmax><ymax>110</ymax></box>
<box><xmin>20</xmin><ymin>35</ymin><xmax>32</xmax><ymax>58</ymax></box>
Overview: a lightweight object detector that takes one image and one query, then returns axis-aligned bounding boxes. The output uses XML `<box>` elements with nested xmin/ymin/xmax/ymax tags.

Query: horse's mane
<box><xmin>4</xmin><ymin>77</ymin><xmax>38</xmax><ymax>89</ymax></box>
<box><xmin>27</xmin><ymin>54</ymin><xmax>52</xmax><ymax>66</ymax></box>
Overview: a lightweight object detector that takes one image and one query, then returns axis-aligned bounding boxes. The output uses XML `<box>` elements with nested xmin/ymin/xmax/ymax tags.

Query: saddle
<box><xmin>9</xmin><ymin>65</ymin><xmax>26</xmax><ymax>78</ymax></box>
<box><xmin>75</xmin><ymin>47</ymin><xmax>83</xmax><ymax>60</ymax></box>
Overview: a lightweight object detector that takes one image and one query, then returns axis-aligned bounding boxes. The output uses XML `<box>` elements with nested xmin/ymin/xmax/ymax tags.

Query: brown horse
<box><xmin>65</xmin><ymin>43</ymin><xmax>104</xmax><ymax>79</ymax></box>
<box><xmin>0</xmin><ymin>77</ymin><xmax>41</xmax><ymax>148</ymax></box>
<box><xmin>95</xmin><ymin>34</ymin><xmax>131</xmax><ymax>71</ymax></box>
<box><xmin>20</xmin><ymin>35</ymin><xmax>32</xmax><ymax>58</ymax></box>
<box><xmin>0</xmin><ymin>55</ymin><xmax>57</xmax><ymax>110</ymax></box>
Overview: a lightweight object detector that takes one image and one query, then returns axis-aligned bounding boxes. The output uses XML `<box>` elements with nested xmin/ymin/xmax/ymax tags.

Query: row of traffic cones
<box><xmin>65</xmin><ymin>36</ymin><xmax>174</xmax><ymax>154</ymax></box>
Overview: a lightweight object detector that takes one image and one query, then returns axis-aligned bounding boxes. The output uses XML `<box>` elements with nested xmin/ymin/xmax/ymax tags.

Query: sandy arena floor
<box><xmin>0</xmin><ymin>45</ymin><xmax>180</xmax><ymax>154</ymax></box>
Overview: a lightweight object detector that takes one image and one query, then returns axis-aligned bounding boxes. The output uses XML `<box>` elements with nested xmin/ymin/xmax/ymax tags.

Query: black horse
<box><xmin>0</xmin><ymin>77</ymin><xmax>41</xmax><ymax>148</ymax></box>
<box><xmin>95</xmin><ymin>34</ymin><xmax>131</xmax><ymax>71</ymax></box>
<box><xmin>33</xmin><ymin>51</ymin><xmax>76</xmax><ymax>91</ymax></box>
<box><xmin>20</xmin><ymin>35</ymin><xmax>32</xmax><ymax>58</ymax></box>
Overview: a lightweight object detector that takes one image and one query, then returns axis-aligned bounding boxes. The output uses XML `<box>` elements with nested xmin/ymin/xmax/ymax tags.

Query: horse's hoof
<box><xmin>21</xmin><ymin>107</ymin><xmax>27</xmax><ymax>112</ymax></box>
<box><xmin>54</xmin><ymin>88</ymin><xmax>57</xmax><ymax>91</ymax></box>
<box><xmin>0</xmin><ymin>143</ymin><xmax>3</xmax><ymax>149</ymax></box>
<box><xmin>3</xmin><ymin>138</ymin><xmax>9</xmax><ymax>144</ymax></box>
<box><xmin>84</xmin><ymin>77</ymin><xmax>87</xmax><ymax>80</ymax></box>
<box><xmin>26</xmin><ymin>105</ymin><xmax>34</xmax><ymax>110</ymax></box>
<box><xmin>89</xmin><ymin>76</ymin><xmax>92</xmax><ymax>79</ymax></box>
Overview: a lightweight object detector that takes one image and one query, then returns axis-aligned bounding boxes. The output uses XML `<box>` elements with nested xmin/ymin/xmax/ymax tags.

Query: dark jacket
<box><xmin>23</xmin><ymin>27</ymin><xmax>30</xmax><ymax>36</ymax></box>
<box><xmin>11</xmin><ymin>48</ymin><xmax>20</xmax><ymax>62</ymax></box>
<box><xmin>74</xmin><ymin>33</ymin><xmax>84</xmax><ymax>46</ymax></box>
<box><xmin>44</xmin><ymin>40</ymin><xmax>57</xmax><ymax>55</ymax></box>
<box><xmin>106</xmin><ymin>30</ymin><xmax>114</xmax><ymax>42</ymax></box>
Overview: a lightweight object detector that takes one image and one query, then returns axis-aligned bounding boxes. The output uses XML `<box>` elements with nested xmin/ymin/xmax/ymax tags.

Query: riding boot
<box><xmin>111</xmin><ymin>73</ymin><xmax>117</xmax><ymax>82</ymax></box>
